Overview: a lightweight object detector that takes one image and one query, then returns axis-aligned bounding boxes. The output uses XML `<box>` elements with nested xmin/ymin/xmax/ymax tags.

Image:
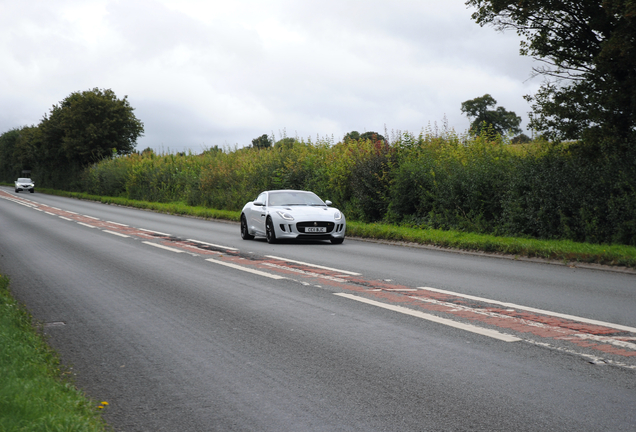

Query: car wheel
<box><xmin>15</xmin><ymin>189</ymin><xmax>18</xmax><ymax>193</ymax></box>
<box><xmin>331</xmin><ymin>237</ymin><xmax>345</xmax><ymax>244</ymax></box>
<box><xmin>240</xmin><ymin>215</ymin><xmax>254</xmax><ymax>240</ymax></box>
<box><xmin>29</xmin><ymin>189</ymin><xmax>34</xmax><ymax>193</ymax></box>
<box><xmin>266</xmin><ymin>217</ymin><xmax>277</xmax><ymax>244</ymax></box>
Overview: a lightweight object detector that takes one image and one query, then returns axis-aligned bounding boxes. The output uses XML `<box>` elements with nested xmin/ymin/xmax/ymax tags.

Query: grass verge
<box><xmin>37</xmin><ymin>188</ymin><xmax>636</xmax><ymax>269</ymax></box>
<box><xmin>346</xmin><ymin>222</ymin><xmax>636</xmax><ymax>268</ymax></box>
<box><xmin>40</xmin><ymin>188</ymin><xmax>240</xmax><ymax>221</ymax></box>
<box><xmin>0</xmin><ymin>274</ymin><xmax>109</xmax><ymax>432</ymax></box>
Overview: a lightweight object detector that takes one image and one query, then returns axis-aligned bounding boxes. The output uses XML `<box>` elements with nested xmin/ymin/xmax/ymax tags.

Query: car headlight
<box><xmin>334</xmin><ymin>211</ymin><xmax>342</xmax><ymax>220</ymax></box>
<box><xmin>277</xmin><ymin>211</ymin><xmax>294</xmax><ymax>221</ymax></box>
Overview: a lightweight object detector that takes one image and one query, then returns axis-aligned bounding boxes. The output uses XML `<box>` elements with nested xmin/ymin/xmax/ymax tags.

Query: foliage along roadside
<box><xmin>0</xmin><ymin>274</ymin><xmax>109</xmax><ymax>431</ymax></box>
<box><xmin>75</xmin><ymin>132</ymin><xmax>636</xmax><ymax>247</ymax></box>
<box><xmin>0</xmin><ymin>88</ymin><xmax>143</xmax><ymax>191</ymax></box>
<box><xmin>35</xmin><ymin>187</ymin><xmax>636</xmax><ymax>269</ymax></box>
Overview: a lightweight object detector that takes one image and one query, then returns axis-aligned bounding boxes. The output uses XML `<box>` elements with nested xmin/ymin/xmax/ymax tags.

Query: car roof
<box><xmin>265</xmin><ymin>189</ymin><xmax>314</xmax><ymax>194</ymax></box>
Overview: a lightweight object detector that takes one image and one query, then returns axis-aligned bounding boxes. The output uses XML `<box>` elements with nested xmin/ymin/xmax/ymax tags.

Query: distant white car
<box><xmin>15</xmin><ymin>178</ymin><xmax>35</xmax><ymax>193</ymax></box>
<box><xmin>240</xmin><ymin>190</ymin><xmax>346</xmax><ymax>244</ymax></box>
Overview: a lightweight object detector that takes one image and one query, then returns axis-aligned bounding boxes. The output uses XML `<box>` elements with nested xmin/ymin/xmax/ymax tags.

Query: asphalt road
<box><xmin>1</xmin><ymin>187</ymin><xmax>634</xmax><ymax>431</ymax></box>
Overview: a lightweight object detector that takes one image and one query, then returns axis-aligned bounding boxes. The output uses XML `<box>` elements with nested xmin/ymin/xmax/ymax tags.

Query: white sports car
<box><xmin>240</xmin><ymin>190</ymin><xmax>346</xmax><ymax>244</ymax></box>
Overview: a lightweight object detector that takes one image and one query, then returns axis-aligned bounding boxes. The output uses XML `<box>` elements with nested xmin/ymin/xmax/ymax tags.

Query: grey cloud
<box><xmin>0</xmin><ymin>0</ymin><xmax>542</xmax><ymax>153</ymax></box>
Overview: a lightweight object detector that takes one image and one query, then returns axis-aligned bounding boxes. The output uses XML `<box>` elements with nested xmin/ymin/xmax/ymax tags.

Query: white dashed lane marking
<box><xmin>142</xmin><ymin>241</ymin><xmax>184</xmax><ymax>253</ymax></box>
<box><xmin>335</xmin><ymin>293</ymin><xmax>522</xmax><ymax>342</ymax></box>
<box><xmin>139</xmin><ymin>228</ymin><xmax>171</xmax><ymax>236</ymax></box>
<box><xmin>206</xmin><ymin>258</ymin><xmax>286</xmax><ymax>279</ymax></box>
<box><xmin>265</xmin><ymin>255</ymin><xmax>361</xmax><ymax>275</ymax></box>
<box><xmin>188</xmin><ymin>239</ymin><xmax>238</xmax><ymax>251</ymax></box>
<box><xmin>104</xmin><ymin>230</ymin><xmax>130</xmax><ymax>238</ymax></box>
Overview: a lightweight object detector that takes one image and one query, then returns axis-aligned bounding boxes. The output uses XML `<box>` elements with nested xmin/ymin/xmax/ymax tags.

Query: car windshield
<box><xmin>268</xmin><ymin>191</ymin><xmax>325</xmax><ymax>206</ymax></box>
<box><xmin>17</xmin><ymin>178</ymin><xmax>32</xmax><ymax>182</ymax></box>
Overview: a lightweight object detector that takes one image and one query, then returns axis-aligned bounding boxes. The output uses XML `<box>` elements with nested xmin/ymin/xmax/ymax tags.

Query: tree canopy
<box><xmin>39</xmin><ymin>88</ymin><xmax>144</xmax><ymax>168</ymax></box>
<box><xmin>466</xmin><ymin>0</ymin><xmax>636</xmax><ymax>143</ymax></box>
<box><xmin>274</xmin><ymin>137</ymin><xmax>297</xmax><ymax>149</ymax></box>
<box><xmin>0</xmin><ymin>126</ymin><xmax>42</xmax><ymax>181</ymax></box>
<box><xmin>251</xmin><ymin>134</ymin><xmax>272</xmax><ymax>149</ymax></box>
<box><xmin>461</xmin><ymin>94</ymin><xmax>522</xmax><ymax>136</ymax></box>
<box><xmin>343</xmin><ymin>131</ymin><xmax>387</xmax><ymax>143</ymax></box>
<box><xmin>0</xmin><ymin>88</ymin><xmax>143</xmax><ymax>187</ymax></box>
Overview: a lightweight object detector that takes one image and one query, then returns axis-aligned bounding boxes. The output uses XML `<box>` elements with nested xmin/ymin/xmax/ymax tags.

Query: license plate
<box><xmin>306</xmin><ymin>227</ymin><xmax>326</xmax><ymax>233</ymax></box>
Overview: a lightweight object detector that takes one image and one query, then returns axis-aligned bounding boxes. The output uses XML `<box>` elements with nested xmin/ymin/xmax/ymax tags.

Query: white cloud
<box><xmin>0</xmin><ymin>0</ymin><xmax>541</xmax><ymax>152</ymax></box>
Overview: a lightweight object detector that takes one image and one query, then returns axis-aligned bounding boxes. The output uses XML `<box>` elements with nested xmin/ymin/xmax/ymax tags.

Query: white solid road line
<box><xmin>206</xmin><ymin>258</ymin><xmax>287</xmax><ymax>280</ymax></box>
<box><xmin>187</xmin><ymin>239</ymin><xmax>238</xmax><ymax>251</ymax></box>
<box><xmin>418</xmin><ymin>286</ymin><xmax>636</xmax><ymax>333</ymax></box>
<box><xmin>262</xmin><ymin>263</ymin><xmax>349</xmax><ymax>283</ymax></box>
<box><xmin>335</xmin><ymin>293</ymin><xmax>522</xmax><ymax>342</ymax></box>
<box><xmin>4</xmin><ymin>198</ymin><xmax>35</xmax><ymax>207</ymax></box>
<box><xmin>142</xmin><ymin>241</ymin><xmax>184</xmax><ymax>253</ymax></box>
<box><xmin>265</xmin><ymin>255</ymin><xmax>362</xmax><ymax>275</ymax></box>
<box><xmin>103</xmin><ymin>230</ymin><xmax>130</xmax><ymax>238</ymax></box>
<box><xmin>138</xmin><ymin>228</ymin><xmax>171</xmax><ymax>236</ymax></box>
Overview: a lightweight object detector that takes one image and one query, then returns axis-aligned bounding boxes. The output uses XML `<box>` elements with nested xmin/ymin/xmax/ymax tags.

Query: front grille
<box><xmin>296</xmin><ymin>221</ymin><xmax>335</xmax><ymax>233</ymax></box>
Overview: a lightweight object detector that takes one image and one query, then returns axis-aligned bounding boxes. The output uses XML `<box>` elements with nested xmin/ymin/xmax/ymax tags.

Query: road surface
<box><xmin>1</xmin><ymin>187</ymin><xmax>634</xmax><ymax>431</ymax></box>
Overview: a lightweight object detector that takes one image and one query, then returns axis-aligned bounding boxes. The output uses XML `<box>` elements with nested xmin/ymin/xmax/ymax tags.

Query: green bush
<box><xmin>78</xmin><ymin>131</ymin><xmax>636</xmax><ymax>246</ymax></box>
<box><xmin>501</xmin><ymin>143</ymin><xmax>636</xmax><ymax>245</ymax></box>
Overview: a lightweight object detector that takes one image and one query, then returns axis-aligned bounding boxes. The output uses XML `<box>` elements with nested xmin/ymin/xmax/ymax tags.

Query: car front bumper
<box><xmin>274</xmin><ymin>221</ymin><xmax>346</xmax><ymax>240</ymax></box>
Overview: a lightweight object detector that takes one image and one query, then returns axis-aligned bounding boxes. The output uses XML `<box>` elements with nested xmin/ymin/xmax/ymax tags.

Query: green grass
<box><xmin>346</xmin><ymin>222</ymin><xmax>636</xmax><ymax>268</ymax></box>
<box><xmin>36</xmin><ymin>188</ymin><xmax>636</xmax><ymax>269</ymax></box>
<box><xmin>0</xmin><ymin>275</ymin><xmax>109</xmax><ymax>432</ymax></box>
<box><xmin>39</xmin><ymin>188</ymin><xmax>241</xmax><ymax>221</ymax></box>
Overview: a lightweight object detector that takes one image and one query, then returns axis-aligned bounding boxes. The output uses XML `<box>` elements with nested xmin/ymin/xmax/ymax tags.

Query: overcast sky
<box><xmin>1</xmin><ymin>0</ymin><xmax>540</xmax><ymax>153</ymax></box>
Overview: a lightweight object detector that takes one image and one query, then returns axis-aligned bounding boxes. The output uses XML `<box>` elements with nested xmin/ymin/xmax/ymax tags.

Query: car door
<box><xmin>250</xmin><ymin>192</ymin><xmax>268</xmax><ymax>236</ymax></box>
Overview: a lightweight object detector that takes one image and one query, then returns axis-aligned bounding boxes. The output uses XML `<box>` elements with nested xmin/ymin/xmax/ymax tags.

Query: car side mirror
<box><xmin>254</xmin><ymin>201</ymin><xmax>264</xmax><ymax>206</ymax></box>
<box><xmin>325</xmin><ymin>200</ymin><xmax>332</xmax><ymax>206</ymax></box>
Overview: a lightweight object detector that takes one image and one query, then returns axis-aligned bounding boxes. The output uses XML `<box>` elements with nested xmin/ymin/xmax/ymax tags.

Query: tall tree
<box><xmin>461</xmin><ymin>94</ymin><xmax>522</xmax><ymax>136</ymax></box>
<box><xmin>343</xmin><ymin>131</ymin><xmax>361</xmax><ymax>141</ymax></box>
<box><xmin>344</xmin><ymin>131</ymin><xmax>387</xmax><ymax>143</ymax></box>
<box><xmin>251</xmin><ymin>134</ymin><xmax>272</xmax><ymax>149</ymax></box>
<box><xmin>466</xmin><ymin>0</ymin><xmax>636</xmax><ymax>143</ymax></box>
<box><xmin>40</xmin><ymin>88</ymin><xmax>144</xmax><ymax>165</ymax></box>
<box><xmin>0</xmin><ymin>126</ymin><xmax>40</xmax><ymax>181</ymax></box>
<box><xmin>0</xmin><ymin>129</ymin><xmax>21</xmax><ymax>181</ymax></box>
<box><xmin>38</xmin><ymin>88</ymin><xmax>144</xmax><ymax>187</ymax></box>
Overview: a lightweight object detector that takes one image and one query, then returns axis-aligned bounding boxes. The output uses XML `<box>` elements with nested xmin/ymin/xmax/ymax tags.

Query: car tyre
<box><xmin>266</xmin><ymin>217</ymin><xmax>277</xmax><ymax>244</ymax></box>
<box><xmin>15</xmin><ymin>189</ymin><xmax>18</xmax><ymax>193</ymax></box>
<box><xmin>331</xmin><ymin>237</ymin><xmax>345</xmax><ymax>244</ymax></box>
<box><xmin>29</xmin><ymin>189</ymin><xmax>34</xmax><ymax>193</ymax></box>
<box><xmin>240</xmin><ymin>215</ymin><xmax>254</xmax><ymax>240</ymax></box>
